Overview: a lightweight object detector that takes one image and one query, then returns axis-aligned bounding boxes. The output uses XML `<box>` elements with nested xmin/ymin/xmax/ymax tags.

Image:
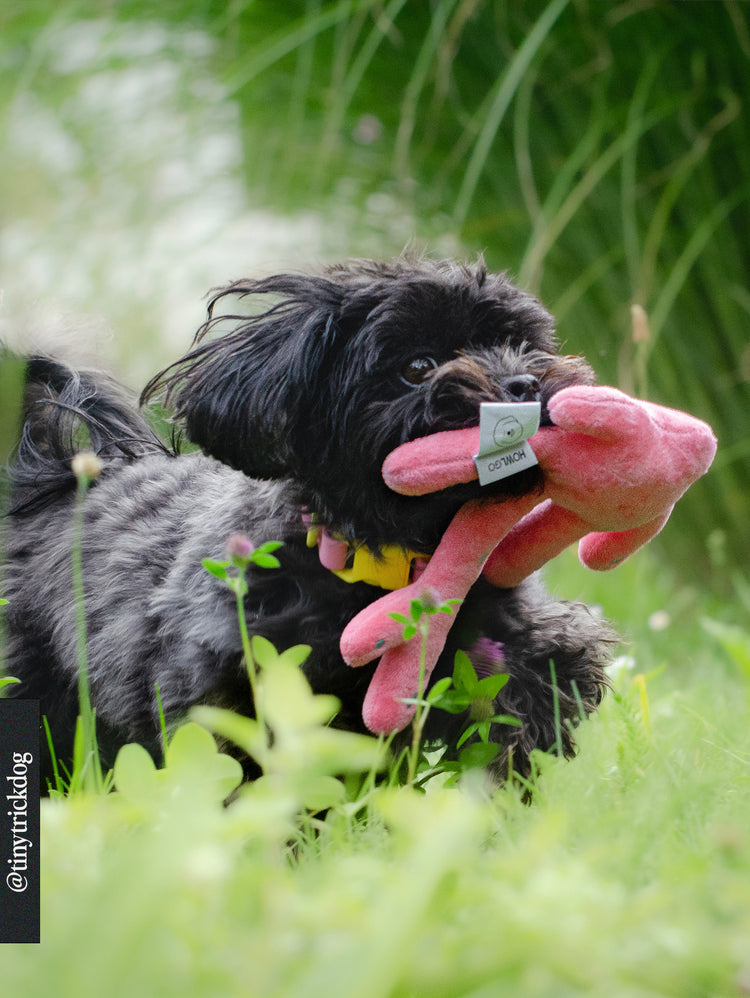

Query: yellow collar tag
<box><xmin>332</xmin><ymin>544</ymin><xmax>429</xmax><ymax>590</ymax></box>
<box><xmin>304</xmin><ymin>515</ymin><xmax>429</xmax><ymax>590</ymax></box>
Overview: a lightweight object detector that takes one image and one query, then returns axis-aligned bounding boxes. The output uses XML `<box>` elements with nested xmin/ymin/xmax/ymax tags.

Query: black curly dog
<box><xmin>3</xmin><ymin>257</ymin><xmax>614</xmax><ymax>786</ymax></box>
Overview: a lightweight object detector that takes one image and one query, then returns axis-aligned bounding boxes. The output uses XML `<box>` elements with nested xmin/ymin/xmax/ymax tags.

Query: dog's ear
<box><xmin>142</xmin><ymin>275</ymin><xmax>345</xmax><ymax>477</ymax></box>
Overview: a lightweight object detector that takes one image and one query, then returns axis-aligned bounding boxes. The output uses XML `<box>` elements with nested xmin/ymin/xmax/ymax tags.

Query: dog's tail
<box><xmin>8</xmin><ymin>355</ymin><xmax>170</xmax><ymax>515</ymax></box>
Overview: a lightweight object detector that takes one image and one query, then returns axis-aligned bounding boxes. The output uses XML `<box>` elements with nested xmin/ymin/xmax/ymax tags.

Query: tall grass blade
<box><xmin>394</xmin><ymin>0</ymin><xmax>458</xmax><ymax>181</ymax></box>
<box><xmin>520</xmin><ymin>97</ymin><xmax>685</xmax><ymax>291</ymax></box>
<box><xmin>223</xmin><ymin>0</ymin><xmax>355</xmax><ymax>96</ymax></box>
<box><xmin>512</xmin><ymin>64</ymin><xmax>541</xmax><ymax>225</ymax></box>
<box><xmin>648</xmin><ymin>187</ymin><xmax>749</xmax><ymax>343</ymax></box>
<box><xmin>638</xmin><ymin>92</ymin><xmax>740</xmax><ymax>305</ymax></box>
<box><xmin>620</xmin><ymin>52</ymin><xmax>663</xmax><ymax>295</ymax></box>
<box><xmin>316</xmin><ymin>0</ymin><xmax>409</xmax><ymax>180</ymax></box>
<box><xmin>453</xmin><ymin>0</ymin><xmax>570</xmax><ymax>228</ymax></box>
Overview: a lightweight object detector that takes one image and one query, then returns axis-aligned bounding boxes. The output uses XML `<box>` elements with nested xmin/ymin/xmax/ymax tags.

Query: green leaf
<box><xmin>0</xmin><ymin>597</ymin><xmax>8</xmax><ymax>605</ymax></box>
<box><xmin>115</xmin><ymin>724</ymin><xmax>243</xmax><ymax>805</ymax></box>
<box><xmin>164</xmin><ymin>721</ymin><xmax>220</xmax><ymax>769</ymax></box>
<box><xmin>191</xmin><ymin>705</ymin><xmax>265</xmax><ymax>762</ymax></box>
<box><xmin>0</xmin><ymin>676</ymin><xmax>20</xmax><ymax>690</ymax></box>
<box><xmin>296</xmin><ymin>728</ymin><xmax>384</xmax><ymax>776</ymax></box>
<box><xmin>456</xmin><ymin>719</ymin><xmax>500</xmax><ymax>750</ymax></box>
<box><xmin>456</xmin><ymin>722</ymin><xmax>481</xmax><ymax>750</ymax></box>
<box><xmin>249</xmin><ymin>637</ymin><xmax>311</xmax><ymax>671</ymax></box>
<box><xmin>476</xmin><ymin>721</ymin><xmax>492</xmax><ymax>744</ymax></box>
<box><xmin>251</xmin><ymin>553</ymin><xmax>281</xmax><ymax>569</ymax></box>
<box><xmin>202</xmin><ymin>558</ymin><xmax>229</xmax><ymax>579</ymax></box>
<box><xmin>397</xmin><ymin>696</ymin><xmax>429</xmax><ymax>709</ymax></box>
<box><xmin>276</xmin><ymin>644</ymin><xmax>312</xmax><ymax>669</ymax></box>
<box><xmin>255</xmin><ymin>540</ymin><xmax>283</xmax><ymax>554</ymax></box>
<box><xmin>440</xmin><ymin>599</ymin><xmax>462</xmax><ymax>614</ymax></box>
<box><xmin>250</xmin><ymin>634</ymin><xmax>279</xmax><ymax>668</ymax></box>
<box><xmin>426</xmin><ymin>676</ymin><xmax>453</xmax><ymax>703</ymax></box>
<box><xmin>490</xmin><ymin>713</ymin><xmax>522</xmax><ymax>729</ymax></box>
<box><xmin>389</xmin><ymin>612</ymin><xmax>411</xmax><ymax>627</ymax></box>
<box><xmin>410</xmin><ymin>598</ymin><xmax>424</xmax><ymax>621</ymax></box>
<box><xmin>452</xmin><ymin>649</ymin><xmax>479</xmax><ymax>695</ymax></box>
<box><xmin>164</xmin><ymin>722</ymin><xmax>243</xmax><ymax>800</ymax></box>
<box><xmin>113</xmin><ymin>742</ymin><xmax>159</xmax><ymax>803</ymax></box>
<box><xmin>261</xmin><ymin>660</ymin><xmax>340</xmax><ymax>730</ymax></box>
<box><xmin>458</xmin><ymin>741</ymin><xmax>501</xmax><ymax>769</ymax></box>
<box><xmin>475</xmin><ymin>672</ymin><xmax>510</xmax><ymax>699</ymax></box>
<box><xmin>299</xmin><ymin>774</ymin><xmax>346</xmax><ymax>811</ymax></box>
<box><xmin>431</xmin><ymin>690</ymin><xmax>473</xmax><ymax>714</ymax></box>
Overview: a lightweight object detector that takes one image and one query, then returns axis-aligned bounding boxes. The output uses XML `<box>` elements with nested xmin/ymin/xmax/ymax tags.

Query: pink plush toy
<box><xmin>340</xmin><ymin>385</ymin><xmax>717</xmax><ymax>734</ymax></box>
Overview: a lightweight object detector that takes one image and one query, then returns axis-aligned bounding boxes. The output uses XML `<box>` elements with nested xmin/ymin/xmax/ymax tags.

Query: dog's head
<box><xmin>143</xmin><ymin>257</ymin><xmax>594</xmax><ymax>550</ymax></box>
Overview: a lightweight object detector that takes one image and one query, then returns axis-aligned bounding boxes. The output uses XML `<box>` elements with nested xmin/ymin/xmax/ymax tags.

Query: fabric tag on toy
<box><xmin>473</xmin><ymin>401</ymin><xmax>541</xmax><ymax>486</ymax></box>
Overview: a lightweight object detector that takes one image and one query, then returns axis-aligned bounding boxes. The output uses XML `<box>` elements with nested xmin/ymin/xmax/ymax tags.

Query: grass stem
<box><xmin>406</xmin><ymin>617</ymin><xmax>431</xmax><ymax>786</ymax></box>
<box><xmin>233</xmin><ymin>583</ymin><xmax>269</xmax><ymax>768</ymax></box>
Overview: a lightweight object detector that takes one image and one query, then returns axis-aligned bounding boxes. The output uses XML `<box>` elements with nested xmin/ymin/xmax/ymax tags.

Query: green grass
<box><xmin>2</xmin><ymin>550</ymin><xmax>750</xmax><ymax>997</ymax></box>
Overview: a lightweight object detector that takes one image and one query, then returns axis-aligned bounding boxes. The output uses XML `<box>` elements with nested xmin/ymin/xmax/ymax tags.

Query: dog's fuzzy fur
<box><xmin>2</xmin><ymin>257</ymin><xmax>614</xmax><ymax>785</ymax></box>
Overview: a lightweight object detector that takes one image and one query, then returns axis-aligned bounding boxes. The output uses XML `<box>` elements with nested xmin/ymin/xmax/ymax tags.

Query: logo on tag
<box><xmin>473</xmin><ymin>401</ymin><xmax>541</xmax><ymax>486</ymax></box>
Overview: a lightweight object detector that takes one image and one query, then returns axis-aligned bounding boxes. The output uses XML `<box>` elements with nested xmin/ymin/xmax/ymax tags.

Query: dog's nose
<box><xmin>502</xmin><ymin>375</ymin><xmax>542</xmax><ymax>403</ymax></box>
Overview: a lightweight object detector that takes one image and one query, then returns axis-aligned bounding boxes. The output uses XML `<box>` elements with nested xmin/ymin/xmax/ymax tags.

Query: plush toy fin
<box><xmin>340</xmin><ymin>495</ymin><xmax>538</xmax><ymax>733</ymax></box>
<box><xmin>382</xmin><ymin>426</ymin><xmax>479</xmax><ymax>495</ymax></box>
<box><xmin>482</xmin><ymin>502</ymin><xmax>588</xmax><ymax>588</ymax></box>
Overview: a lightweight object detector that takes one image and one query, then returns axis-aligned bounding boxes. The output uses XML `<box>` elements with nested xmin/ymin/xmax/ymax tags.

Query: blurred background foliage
<box><xmin>1</xmin><ymin>0</ymin><xmax>748</xmax><ymax>588</ymax></box>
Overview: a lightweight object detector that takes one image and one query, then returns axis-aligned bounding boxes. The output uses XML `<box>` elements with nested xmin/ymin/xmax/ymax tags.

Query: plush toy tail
<box><xmin>382</xmin><ymin>426</ymin><xmax>479</xmax><ymax>495</ymax></box>
<box><xmin>340</xmin><ymin>495</ymin><xmax>538</xmax><ymax>734</ymax></box>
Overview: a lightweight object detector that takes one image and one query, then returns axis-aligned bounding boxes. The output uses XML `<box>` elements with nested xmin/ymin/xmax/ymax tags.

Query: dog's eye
<box><xmin>399</xmin><ymin>357</ymin><xmax>438</xmax><ymax>386</ymax></box>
